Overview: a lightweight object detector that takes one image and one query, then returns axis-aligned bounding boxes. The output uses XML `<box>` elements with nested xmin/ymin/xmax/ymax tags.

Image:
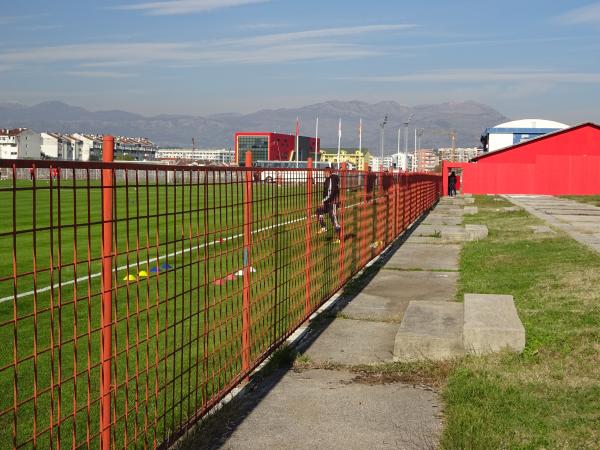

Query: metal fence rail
<box><xmin>0</xmin><ymin>137</ymin><xmax>441</xmax><ymax>449</ymax></box>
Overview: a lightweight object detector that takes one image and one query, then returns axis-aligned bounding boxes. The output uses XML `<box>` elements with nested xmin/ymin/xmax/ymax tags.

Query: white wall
<box><xmin>41</xmin><ymin>133</ymin><xmax>60</xmax><ymax>158</ymax></box>
<box><xmin>488</xmin><ymin>134</ymin><xmax>515</xmax><ymax>152</ymax></box>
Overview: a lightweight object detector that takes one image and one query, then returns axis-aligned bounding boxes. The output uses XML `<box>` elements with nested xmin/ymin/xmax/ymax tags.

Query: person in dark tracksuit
<box><xmin>448</xmin><ymin>171</ymin><xmax>457</xmax><ymax>197</ymax></box>
<box><xmin>317</xmin><ymin>166</ymin><xmax>341</xmax><ymax>243</ymax></box>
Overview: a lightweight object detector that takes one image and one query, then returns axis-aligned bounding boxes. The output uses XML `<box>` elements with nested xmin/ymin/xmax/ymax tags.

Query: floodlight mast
<box><xmin>403</xmin><ymin>113</ymin><xmax>413</xmax><ymax>172</ymax></box>
<box><xmin>379</xmin><ymin>114</ymin><xmax>388</xmax><ymax>170</ymax></box>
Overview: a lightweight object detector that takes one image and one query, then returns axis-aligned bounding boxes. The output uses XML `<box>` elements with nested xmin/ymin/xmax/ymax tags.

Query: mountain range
<box><xmin>0</xmin><ymin>100</ymin><xmax>509</xmax><ymax>153</ymax></box>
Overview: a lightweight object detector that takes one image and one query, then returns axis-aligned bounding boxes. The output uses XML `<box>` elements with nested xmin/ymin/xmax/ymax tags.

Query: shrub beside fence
<box><xmin>0</xmin><ymin>140</ymin><xmax>441</xmax><ymax>449</ymax></box>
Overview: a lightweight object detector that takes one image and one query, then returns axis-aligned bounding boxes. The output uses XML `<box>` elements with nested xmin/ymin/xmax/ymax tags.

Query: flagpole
<box><xmin>315</xmin><ymin>117</ymin><xmax>319</xmax><ymax>162</ymax></box>
<box><xmin>296</xmin><ymin>116</ymin><xmax>299</xmax><ymax>168</ymax></box>
<box><xmin>397</xmin><ymin>127</ymin><xmax>401</xmax><ymax>172</ymax></box>
<box><xmin>337</xmin><ymin>118</ymin><xmax>341</xmax><ymax>169</ymax></box>
<box><xmin>359</xmin><ymin>118</ymin><xmax>362</xmax><ymax>154</ymax></box>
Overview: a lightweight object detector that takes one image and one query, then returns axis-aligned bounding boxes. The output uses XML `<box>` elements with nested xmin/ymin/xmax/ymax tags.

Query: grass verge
<box><xmin>442</xmin><ymin>195</ymin><xmax>600</xmax><ymax>449</ymax></box>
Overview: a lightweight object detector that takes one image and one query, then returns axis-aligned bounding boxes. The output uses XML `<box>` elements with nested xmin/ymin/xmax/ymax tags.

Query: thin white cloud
<box><xmin>0</xmin><ymin>14</ymin><xmax>48</xmax><ymax>25</ymax></box>
<box><xmin>0</xmin><ymin>41</ymin><xmax>376</xmax><ymax>66</ymax></box>
<box><xmin>345</xmin><ymin>69</ymin><xmax>600</xmax><ymax>83</ymax></box>
<box><xmin>558</xmin><ymin>2</ymin><xmax>600</xmax><ymax>25</ymax></box>
<box><xmin>241</xmin><ymin>24</ymin><xmax>416</xmax><ymax>45</ymax></box>
<box><xmin>0</xmin><ymin>23</ymin><xmax>405</xmax><ymax>67</ymax></box>
<box><xmin>116</xmin><ymin>0</ymin><xmax>271</xmax><ymax>15</ymax></box>
<box><xmin>238</xmin><ymin>22</ymin><xmax>290</xmax><ymax>30</ymax></box>
<box><xmin>64</xmin><ymin>70</ymin><xmax>137</xmax><ymax>78</ymax></box>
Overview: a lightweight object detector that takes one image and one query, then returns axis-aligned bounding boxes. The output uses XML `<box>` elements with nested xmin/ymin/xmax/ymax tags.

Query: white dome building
<box><xmin>481</xmin><ymin>119</ymin><xmax>569</xmax><ymax>153</ymax></box>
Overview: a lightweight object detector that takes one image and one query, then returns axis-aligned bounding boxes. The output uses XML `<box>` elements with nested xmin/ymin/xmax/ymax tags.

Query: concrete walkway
<box><xmin>505</xmin><ymin>195</ymin><xmax>600</xmax><ymax>253</ymax></box>
<box><xmin>198</xmin><ymin>198</ymin><xmax>470</xmax><ymax>450</ymax></box>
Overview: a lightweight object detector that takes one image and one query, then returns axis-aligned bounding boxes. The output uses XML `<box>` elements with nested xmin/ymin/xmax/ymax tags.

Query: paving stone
<box><xmin>383</xmin><ymin>243</ymin><xmax>460</xmax><ymax>271</ymax></box>
<box><xmin>465</xmin><ymin>224</ymin><xmax>488</xmax><ymax>240</ymax></box>
<box><xmin>339</xmin><ymin>293</ymin><xmax>407</xmax><ymax>322</ymax></box>
<box><xmin>554</xmin><ymin>214</ymin><xmax>600</xmax><ymax>223</ymax></box>
<box><xmin>303</xmin><ymin>318</ymin><xmax>398</xmax><ymax>365</ymax></box>
<box><xmin>394</xmin><ymin>301</ymin><xmax>464</xmax><ymax>361</ymax></box>
<box><xmin>412</xmin><ymin>224</ymin><xmax>444</xmax><ymax>237</ymax></box>
<box><xmin>529</xmin><ymin>225</ymin><xmax>556</xmax><ymax>234</ymax></box>
<box><xmin>463</xmin><ymin>293</ymin><xmax>525</xmax><ymax>354</ymax></box>
<box><xmin>441</xmin><ymin>226</ymin><xmax>467</xmax><ymax>242</ymax></box>
<box><xmin>463</xmin><ymin>206</ymin><xmax>478</xmax><ymax>215</ymax></box>
<box><xmin>543</xmin><ymin>209</ymin><xmax>600</xmax><ymax>216</ymax></box>
<box><xmin>357</xmin><ymin>270</ymin><xmax>458</xmax><ymax>303</ymax></box>
<box><xmin>403</xmin><ymin>236</ymin><xmax>445</xmax><ymax>245</ymax></box>
<box><xmin>422</xmin><ymin>215</ymin><xmax>463</xmax><ymax>226</ymax></box>
<box><xmin>218</xmin><ymin>368</ymin><xmax>442</xmax><ymax>450</ymax></box>
<box><xmin>572</xmin><ymin>222</ymin><xmax>600</xmax><ymax>233</ymax></box>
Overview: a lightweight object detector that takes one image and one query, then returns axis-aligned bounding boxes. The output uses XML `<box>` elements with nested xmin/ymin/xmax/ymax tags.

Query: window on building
<box><xmin>237</xmin><ymin>136</ymin><xmax>268</xmax><ymax>162</ymax></box>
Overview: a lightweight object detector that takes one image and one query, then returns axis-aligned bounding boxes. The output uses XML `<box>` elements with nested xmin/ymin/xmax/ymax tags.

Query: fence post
<box><xmin>304</xmin><ymin>158</ymin><xmax>313</xmax><ymax>315</ymax></box>
<box><xmin>339</xmin><ymin>162</ymin><xmax>347</xmax><ymax>286</ymax></box>
<box><xmin>393</xmin><ymin>173</ymin><xmax>398</xmax><ymax>238</ymax></box>
<box><xmin>242</xmin><ymin>151</ymin><xmax>253</xmax><ymax>373</ymax></box>
<box><xmin>361</xmin><ymin>163</ymin><xmax>369</xmax><ymax>266</ymax></box>
<box><xmin>100</xmin><ymin>135</ymin><xmax>114</xmax><ymax>450</ymax></box>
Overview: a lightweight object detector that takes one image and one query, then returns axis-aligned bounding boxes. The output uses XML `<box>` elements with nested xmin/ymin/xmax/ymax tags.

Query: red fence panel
<box><xmin>0</xmin><ymin>155</ymin><xmax>440</xmax><ymax>449</ymax></box>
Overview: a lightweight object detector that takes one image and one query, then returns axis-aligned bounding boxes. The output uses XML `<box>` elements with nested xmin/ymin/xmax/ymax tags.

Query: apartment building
<box><xmin>413</xmin><ymin>149</ymin><xmax>439</xmax><ymax>172</ymax></box>
<box><xmin>0</xmin><ymin>128</ymin><xmax>41</xmax><ymax>159</ymax></box>
<box><xmin>156</xmin><ymin>148</ymin><xmax>235</xmax><ymax>164</ymax></box>
<box><xmin>438</xmin><ymin>147</ymin><xmax>482</xmax><ymax>162</ymax></box>
<box><xmin>41</xmin><ymin>132</ymin><xmax>83</xmax><ymax>160</ymax></box>
<box><xmin>71</xmin><ymin>133</ymin><xmax>103</xmax><ymax>161</ymax></box>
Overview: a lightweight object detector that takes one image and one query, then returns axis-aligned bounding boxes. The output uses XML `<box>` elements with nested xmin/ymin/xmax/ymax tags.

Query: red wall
<box><xmin>443</xmin><ymin>124</ymin><xmax>600</xmax><ymax>195</ymax></box>
<box><xmin>269</xmin><ymin>134</ymin><xmax>295</xmax><ymax>160</ymax></box>
<box><xmin>234</xmin><ymin>132</ymin><xmax>319</xmax><ymax>163</ymax></box>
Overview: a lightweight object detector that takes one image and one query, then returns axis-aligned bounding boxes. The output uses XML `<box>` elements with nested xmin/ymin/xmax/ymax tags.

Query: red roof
<box><xmin>471</xmin><ymin>122</ymin><xmax>600</xmax><ymax>162</ymax></box>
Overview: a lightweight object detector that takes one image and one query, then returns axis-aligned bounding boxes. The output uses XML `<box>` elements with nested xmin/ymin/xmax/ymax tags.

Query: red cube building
<box><xmin>234</xmin><ymin>132</ymin><xmax>320</xmax><ymax>165</ymax></box>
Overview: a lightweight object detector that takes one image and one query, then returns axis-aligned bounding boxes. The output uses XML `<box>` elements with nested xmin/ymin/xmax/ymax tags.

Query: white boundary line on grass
<box><xmin>0</xmin><ymin>215</ymin><xmax>307</xmax><ymax>305</ymax></box>
<box><xmin>0</xmin><ymin>196</ymin><xmax>382</xmax><ymax>305</ymax></box>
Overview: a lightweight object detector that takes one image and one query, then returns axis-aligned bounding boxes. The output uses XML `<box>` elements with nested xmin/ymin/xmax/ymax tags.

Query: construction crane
<box><xmin>449</xmin><ymin>129</ymin><xmax>456</xmax><ymax>161</ymax></box>
<box><xmin>421</xmin><ymin>129</ymin><xmax>457</xmax><ymax>161</ymax></box>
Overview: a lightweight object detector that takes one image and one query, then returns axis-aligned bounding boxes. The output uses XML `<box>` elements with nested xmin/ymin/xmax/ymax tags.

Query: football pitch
<box><xmin>0</xmin><ymin>175</ymin><xmax>388</xmax><ymax>448</ymax></box>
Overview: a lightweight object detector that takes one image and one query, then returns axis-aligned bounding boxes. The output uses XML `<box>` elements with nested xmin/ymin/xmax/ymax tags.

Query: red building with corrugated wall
<box><xmin>442</xmin><ymin>122</ymin><xmax>600</xmax><ymax>195</ymax></box>
<box><xmin>234</xmin><ymin>132</ymin><xmax>320</xmax><ymax>165</ymax></box>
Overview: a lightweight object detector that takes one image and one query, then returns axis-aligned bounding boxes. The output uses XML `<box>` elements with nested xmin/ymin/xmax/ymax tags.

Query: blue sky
<box><xmin>1</xmin><ymin>0</ymin><xmax>599</xmax><ymax>123</ymax></box>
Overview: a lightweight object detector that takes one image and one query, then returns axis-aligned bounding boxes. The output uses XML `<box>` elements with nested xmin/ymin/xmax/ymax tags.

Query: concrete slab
<box><xmin>403</xmin><ymin>236</ymin><xmax>445</xmax><ymax>245</ymax></box>
<box><xmin>572</xmin><ymin>222</ymin><xmax>600</xmax><ymax>233</ymax></box>
<box><xmin>422</xmin><ymin>215</ymin><xmax>463</xmax><ymax>226</ymax></box>
<box><xmin>554</xmin><ymin>214</ymin><xmax>600</xmax><ymax>223</ymax></box>
<box><xmin>463</xmin><ymin>206</ymin><xmax>478</xmax><ymax>215</ymax></box>
<box><xmin>383</xmin><ymin>243</ymin><xmax>460</xmax><ymax>271</ymax></box>
<box><xmin>448</xmin><ymin>197</ymin><xmax>474</xmax><ymax>205</ymax></box>
<box><xmin>441</xmin><ymin>226</ymin><xmax>467</xmax><ymax>242</ymax></box>
<box><xmin>394</xmin><ymin>301</ymin><xmax>464</xmax><ymax>361</ymax></box>
<box><xmin>433</xmin><ymin>206</ymin><xmax>464</xmax><ymax>214</ymax></box>
<box><xmin>304</xmin><ymin>318</ymin><xmax>397</xmax><ymax>365</ymax></box>
<box><xmin>216</xmin><ymin>368</ymin><xmax>442</xmax><ymax>450</ymax></box>
<box><xmin>543</xmin><ymin>209</ymin><xmax>600</xmax><ymax>216</ymax></box>
<box><xmin>463</xmin><ymin>293</ymin><xmax>525</xmax><ymax>354</ymax></box>
<box><xmin>465</xmin><ymin>224</ymin><xmax>488</xmax><ymax>240</ymax></box>
<box><xmin>412</xmin><ymin>224</ymin><xmax>444</xmax><ymax>237</ymax></box>
<box><xmin>503</xmin><ymin>206</ymin><xmax>521</xmax><ymax>212</ymax></box>
<box><xmin>340</xmin><ymin>292</ymin><xmax>408</xmax><ymax>322</ymax></box>
<box><xmin>358</xmin><ymin>270</ymin><xmax>458</xmax><ymax>303</ymax></box>
<box><xmin>529</xmin><ymin>225</ymin><xmax>556</xmax><ymax>234</ymax></box>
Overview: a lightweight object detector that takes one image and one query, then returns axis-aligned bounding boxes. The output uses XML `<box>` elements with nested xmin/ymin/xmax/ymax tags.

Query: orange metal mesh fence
<box><xmin>0</xmin><ymin>151</ymin><xmax>441</xmax><ymax>449</ymax></box>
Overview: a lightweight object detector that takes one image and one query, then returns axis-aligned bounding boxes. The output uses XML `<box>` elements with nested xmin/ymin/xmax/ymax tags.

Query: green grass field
<box><xmin>442</xmin><ymin>195</ymin><xmax>600</xmax><ymax>448</ymax></box>
<box><xmin>0</xmin><ymin>175</ymin><xmax>396</xmax><ymax>449</ymax></box>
